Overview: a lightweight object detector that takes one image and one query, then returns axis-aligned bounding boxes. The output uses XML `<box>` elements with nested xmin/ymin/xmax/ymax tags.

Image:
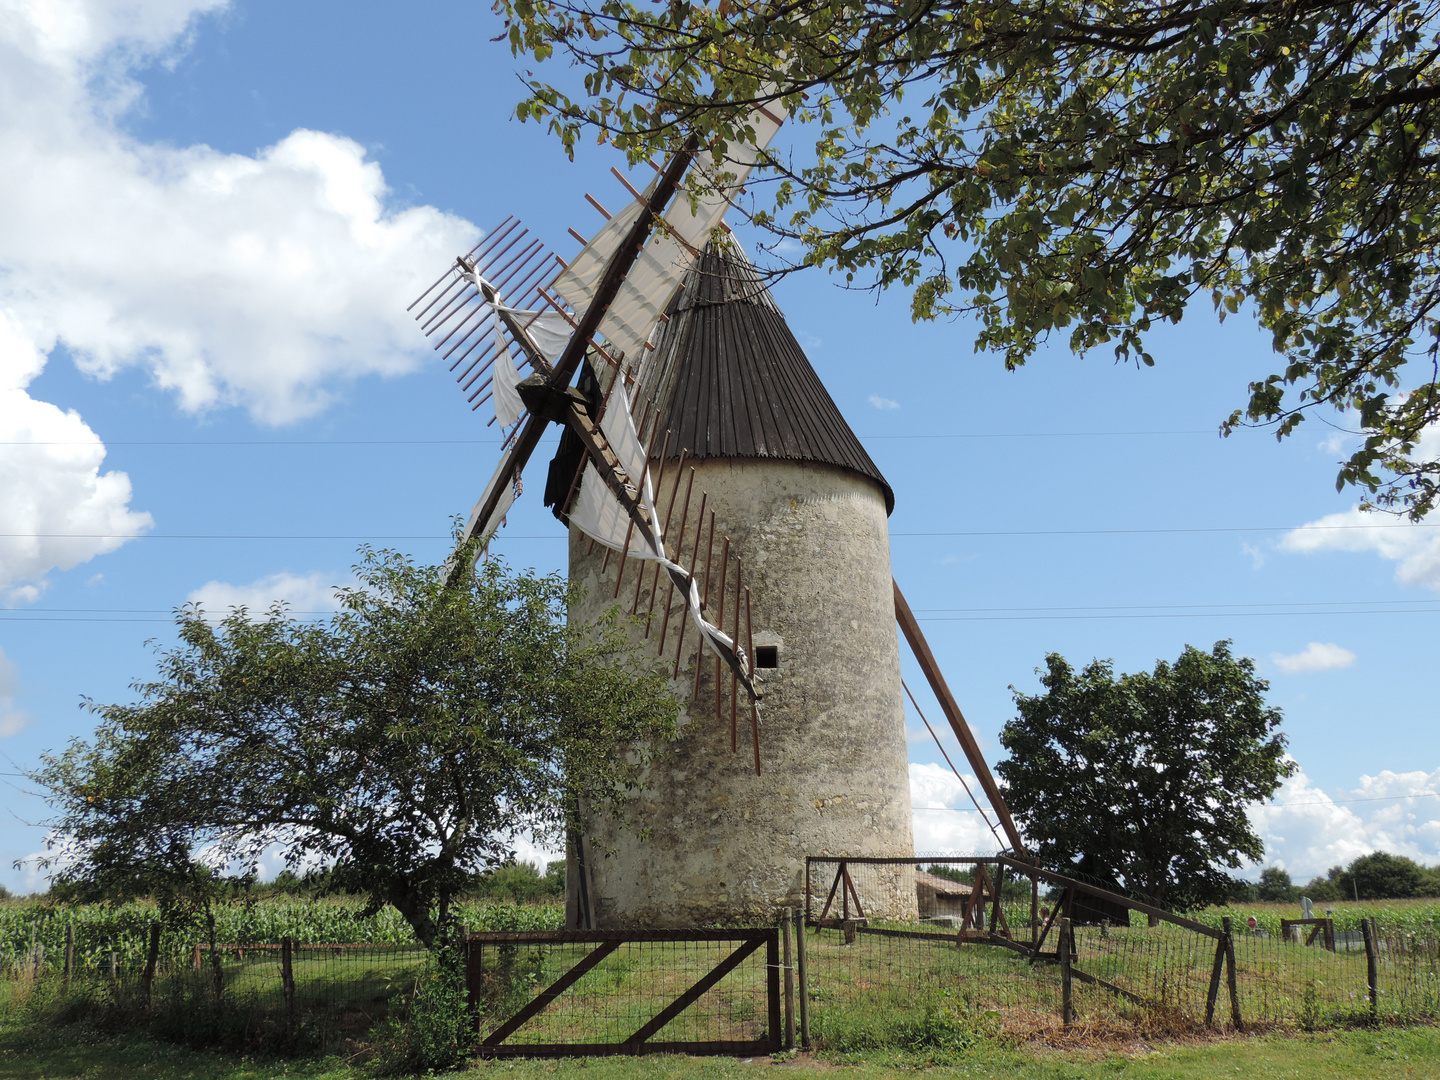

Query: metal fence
<box><xmin>465</xmin><ymin>929</ymin><xmax>781</xmax><ymax>1057</ymax></box>
<box><xmin>803</xmin><ymin>856</ymin><xmax>1440</xmax><ymax>1036</ymax></box>
<box><xmin>0</xmin><ymin>936</ymin><xmax>429</xmax><ymax>1051</ymax></box>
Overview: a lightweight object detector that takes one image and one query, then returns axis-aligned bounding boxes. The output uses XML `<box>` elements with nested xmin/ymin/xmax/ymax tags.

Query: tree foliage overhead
<box><xmin>997</xmin><ymin>640</ymin><xmax>1295</xmax><ymax>909</ymax></box>
<box><xmin>33</xmin><ymin>548</ymin><xmax>680</xmax><ymax>946</ymax></box>
<box><xmin>502</xmin><ymin>0</ymin><xmax>1440</xmax><ymax>516</ymax></box>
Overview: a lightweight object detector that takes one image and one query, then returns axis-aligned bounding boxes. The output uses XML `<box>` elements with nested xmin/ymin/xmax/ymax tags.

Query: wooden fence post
<box><xmin>109</xmin><ymin>949</ymin><xmax>118</xmax><ymax>983</ymax></box>
<box><xmin>1059</xmin><ymin>917</ymin><xmax>1073</xmax><ymax>1028</ymax></box>
<box><xmin>1030</xmin><ymin>876</ymin><xmax>1040</xmax><ymax>948</ymax></box>
<box><xmin>1222</xmin><ymin>916</ymin><xmax>1243</xmax><ymax>1031</ymax></box>
<box><xmin>1204</xmin><ymin>930</ymin><xmax>1226</xmax><ymax>1027</ymax></box>
<box><xmin>142</xmin><ymin>922</ymin><xmax>161</xmax><ymax>1007</ymax></box>
<box><xmin>795</xmin><ymin>908</ymin><xmax>810</xmax><ymax>1049</ymax></box>
<box><xmin>63</xmin><ymin>923</ymin><xmax>74</xmax><ymax>989</ymax></box>
<box><xmin>1362</xmin><ymin>917</ymin><xmax>1379</xmax><ymax>1021</ymax></box>
<box><xmin>465</xmin><ymin>929</ymin><xmax>484</xmax><ymax>1030</ymax></box>
<box><xmin>281</xmin><ymin>936</ymin><xmax>296</xmax><ymax>1024</ymax></box>
<box><xmin>781</xmin><ymin>907</ymin><xmax>795</xmax><ymax>1050</ymax></box>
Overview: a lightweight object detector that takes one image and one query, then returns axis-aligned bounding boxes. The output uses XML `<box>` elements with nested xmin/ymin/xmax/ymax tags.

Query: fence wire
<box><xmin>467</xmin><ymin>932</ymin><xmax>777</xmax><ymax>1054</ymax></box>
<box><xmin>803</xmin><ymin>856</ymin><xmax>1440</xmax><ymax>1038</ymax></box>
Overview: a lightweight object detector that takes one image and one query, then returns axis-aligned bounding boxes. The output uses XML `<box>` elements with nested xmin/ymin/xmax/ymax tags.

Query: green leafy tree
<box><xmin>1337</xmin><ymin>851</ymin><xmax>1427</xmax><ymax>899</ymax></box>
<box><xmin>1256</xmin><ymin>866</ymin><xmax>1300</xmax><ymax>903</ymax></box>
<box><xmin>502</xmin><ymin>0</ymin><xmax>1440</xmax><ymax>516</ymax></box>
<box><xmin>997</xmin><ymin>641</ymin><xmax>1295</xmax><ymax>909</ymax></box>
<box><xmin>31</xmin><ymin>547</ymin><xmax>680</xmax><ymax>947</ymax></box>
<box><xmin>470</xmin><ymin>860</ymin><xmax>566</xmax><ymax>903</ymax></box>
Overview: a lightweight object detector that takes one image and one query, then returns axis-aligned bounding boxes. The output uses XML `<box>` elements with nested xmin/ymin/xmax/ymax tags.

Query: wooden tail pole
<box><xmin>893</xmin><ymin>579</ymin><xmax>1027</xmax><ymax>856</ymax></box>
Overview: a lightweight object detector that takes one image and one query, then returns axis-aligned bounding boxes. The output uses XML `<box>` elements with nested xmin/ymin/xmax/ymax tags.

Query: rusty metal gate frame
<box><xmin>465</xmin><ymin>928</ymin><xmax>782</xmax><ymax>1057</ymax></box>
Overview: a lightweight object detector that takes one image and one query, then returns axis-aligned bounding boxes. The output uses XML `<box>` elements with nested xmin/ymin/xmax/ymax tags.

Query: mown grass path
<box><xmin>2</xmin><ymin>1019</ymin><xmax>1438</xmax><ymax>1080</ymax></box>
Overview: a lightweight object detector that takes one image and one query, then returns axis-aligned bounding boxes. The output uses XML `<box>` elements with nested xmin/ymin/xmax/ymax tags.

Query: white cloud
<box><xmin>868</xmin><ymin>394</ymin><xmax>901</xmax><ymax>410</ymax></box>
<box><xmin>187</xmin><ymin>570</ymin><xmax>350</xmax><ymax>619</ymax></box>
<box><xmin>1</xmin><ymin>312</ymin><xmax>153</xmax><ymax>600</ymax></box>
<box><xmin>1272</xmin><ymin>642</ymin><xmax>1356</xmax><ymax>674</ymax></box>
<box><xmin>1280</xmin><ymin>505</ymin><xmax>1440</xmax><ymax>591</ymax></box>
<box><xmin>0</xmin><ymin>0</ymin><xmax>477</xmax><ymax>424</ymax></box>
<box><xmin>0</xmin><ymin>646</ymin><xmax>31</xmax><ymax>736</ymax></box>
<box><xmin>1250</xmin><ymin>765</ymin><xmax>1440</xmax><ymax>879</ymax></box>
<box><xmin>909</xmin><ymin>762</ymin><xmax>1009</xmax><ymax>855</ymax></box>
<box><xmin>0</xmin><ymin>1</ymin><xmax>478</xmax><ymax>596</ymax></box>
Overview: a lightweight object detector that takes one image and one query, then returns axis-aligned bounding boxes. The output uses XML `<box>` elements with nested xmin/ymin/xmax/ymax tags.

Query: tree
<box><xmin>32</xmin><ymin>547</ymin><xmax>681</xmax><ymax>947</ymax></box>
<box><xmin>502</xmin><ymin>0</ymin><xmax>1440</xmax><ymax>517</ymax></box>
<box><xmin>996</xmin><ymin>640</ymin><xmax>1295</xmax><ymax>910</ymax></box>
<box><xmin>1256</xmin><ymin>866</ymin><xmax>1300</xmax><ymax>903</ymax></box>
<box><xmin>1336</xmin><ymin>851</ymin><xmax>1427</xmax><ymax>898</ymax></box>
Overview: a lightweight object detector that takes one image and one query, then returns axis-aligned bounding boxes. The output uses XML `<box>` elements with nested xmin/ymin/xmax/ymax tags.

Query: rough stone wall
<box><xmin>565</xmin><ymin>457</ymin><xmax>915</xmax><ymax>927</ymax></box>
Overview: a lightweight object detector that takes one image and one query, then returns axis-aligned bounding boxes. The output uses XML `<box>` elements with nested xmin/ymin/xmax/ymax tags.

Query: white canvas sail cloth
<box><xmin>463</xmin><ymin>269</ymin><xmax>574</xmax><ymax>427</ymax></box>
<box><xmin>551</xmin><ymin>101</ymin><xmax>788</xmax><ymax>383</ymax></box>
<box><xmin>568</xmin><ymin>385</ymin><xmax>755</xmax><ymax>697</ymax></box>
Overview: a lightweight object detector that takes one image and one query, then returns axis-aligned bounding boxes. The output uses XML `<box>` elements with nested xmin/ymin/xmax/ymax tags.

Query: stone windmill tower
<box><xmin>409</xmin><ymin>120</ymin><xmax>1026</xmax><ymax>928</ymax></box>
<box><xmin>554</xmin><ymin>240</ymin><xmax>913</xmax><ymax>926</ymax></box>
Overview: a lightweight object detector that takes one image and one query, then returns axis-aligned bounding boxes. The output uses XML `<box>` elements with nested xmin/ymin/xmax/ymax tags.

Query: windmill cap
<box><xmin>644</xmin><ymin>240</ymin><xmax>895</xmax><ymax>515</ymax></box>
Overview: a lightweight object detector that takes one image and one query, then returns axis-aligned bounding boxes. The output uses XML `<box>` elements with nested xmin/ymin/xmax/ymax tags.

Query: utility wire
<box><xmin>0</xmin><ymin>429</ymin><xmax>1217</xmax><ymax>447</ymax></box>
<box><xmin>3</xmin><ymin>522</ymin><xmax>1435</xmax><ymax>540</ymax></box>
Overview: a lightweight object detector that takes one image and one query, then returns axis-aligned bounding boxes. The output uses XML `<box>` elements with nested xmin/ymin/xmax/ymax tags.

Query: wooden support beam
<box><xmin>893</xmin><ymin>580</ymin><xmax>1027</xmax><ymax>855</ymax></box>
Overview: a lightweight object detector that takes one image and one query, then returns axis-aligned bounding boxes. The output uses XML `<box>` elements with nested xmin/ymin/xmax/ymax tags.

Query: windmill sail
<box><xmin>552</xmin><ymin>103</ymin><xmax>788</xmax><ymax>387</ymax></box>
<box><xmin>412</xmin><ymin>103</ymin><xmax>788</xmax><ymax>763</ymax></box>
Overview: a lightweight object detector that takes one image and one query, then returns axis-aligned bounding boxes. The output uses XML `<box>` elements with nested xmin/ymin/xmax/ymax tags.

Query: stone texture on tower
<box><xmin>558</xmin><ymin>241</ymin><xmax>915</xmax><ymax>927</ymax></box>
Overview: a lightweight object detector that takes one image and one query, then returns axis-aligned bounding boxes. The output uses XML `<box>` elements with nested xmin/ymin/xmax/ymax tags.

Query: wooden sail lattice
<box><xmin>408</xmin><ymin>184</ymin><xmax>766</xmax><ymax>771</ymax></box>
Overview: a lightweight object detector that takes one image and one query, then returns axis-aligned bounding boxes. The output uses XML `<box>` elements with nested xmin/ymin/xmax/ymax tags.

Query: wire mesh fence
<box><xmin>0</xmin><ymin>939</ymin><xmax>429</xmax><ymax>1051</ymax></box>
<box><xmin>802</xmin><ymin>856</ymin><xmax>1440</xmax><ymax>1039</ymax></box>
<box><xmin>466</xmin><ymin>929</ymin><xmax>780</xmax><ymax>1056</ymax></box>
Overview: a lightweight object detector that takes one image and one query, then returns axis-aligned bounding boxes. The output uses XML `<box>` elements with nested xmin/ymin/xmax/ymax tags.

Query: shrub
<box><xmin>371</xmin><ymin>944</ymin><xmax>472</xmax><ymax>1073</ymax></box>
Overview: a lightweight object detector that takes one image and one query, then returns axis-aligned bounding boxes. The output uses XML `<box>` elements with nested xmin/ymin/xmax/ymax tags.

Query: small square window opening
<box><xmin>755</xmin><ymin>645</ymin><xmax>779</xmax><ymax>669</ymax></box>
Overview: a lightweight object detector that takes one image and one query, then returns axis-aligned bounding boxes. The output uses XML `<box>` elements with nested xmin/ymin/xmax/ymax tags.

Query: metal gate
<box><xmin>465</xmin><ymin>928</ymin><xmax>781</xmax><ymax>1057</ymax></box>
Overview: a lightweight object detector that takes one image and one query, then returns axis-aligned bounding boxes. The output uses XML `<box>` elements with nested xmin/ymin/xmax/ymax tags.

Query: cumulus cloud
<box><xmin>1</xmin><ymin>0</ymin><xmax>477</xmax><ymax>424</ymax></box>
<box><xmin>909</xmin><ymin>762</ymin><xmax>1011</xmax><ymax>854</ymax></box>
<box><xmin>1280</xmin><ymin>505</ymin><xmax>1440</xmax><ymax>591</ymax></box>
<box><xmin>1272</xmin><ymin>642</ymin><xmax>1356</xmax><ymax>674</ymax></box>
<box><xmin>868</xmin><ymin>394</ymin><xmax>901</xmax><ymax>410</ymax></box>
<box><xmin>0</xmin><ymin>646</ymin><xmax>31</xmax><ymax>737</ymax></box>
<box><xmin>1250</xmin><ymin>765</ymin><xmax>1440</xmax><ymax>879</ymax></box>
<box><xmin>0</xmin><ymin>0</ymin><xmax>479</xmax><ymax>596</ymax></box>
<box><xmin>187</xmin><ymin>570</ymin><xmax>350</xmax><ymax>620</ymax></box>
<box><xmin>1</xmin><ymin>312</ymin><xmax>153</xmax><ymax>600</ymax></box>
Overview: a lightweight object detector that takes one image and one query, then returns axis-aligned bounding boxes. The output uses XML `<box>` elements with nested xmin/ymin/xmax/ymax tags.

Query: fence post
<box><xmin>1030</xmin><ymin>875</ymin><xmax>1040</xmax><ymax>949</ymax></box>
<box><xmin>465</xmin><ymin>928</ymin><xmax>484</xmax><ymax>1031</ymax></box>
<box><xmin>795</xmin><ymin>908</ymin><xmax>810</xmax><ymax>1049</ymax></box>
<box><xmin>781</xmin><ymin>907</ymin><xmax>796</xmax><ymax>1050</ymax></box>
<box><xmin>1362</xmin><ymin>917</ymin><xmax>1379</xmax><ymax>1021</ymax></box>
<box><xmin>1204</xmin><ymin>930</ymin><xmax>1226</xmax><ymax>1026</ymax></box>
<box><xmin>1222</xmin><ymin>916</ymin><xmax>1243</xmax><ymax>1032</ymax></box>
<box><xmin>142</xmin><ymin>922</ymin><xmax>161</xmax><ymax>1007</ymax></box>
<box><xmin>1059</xmin><ymin>917</ymin><xmax>1073</xmax><ymax>1028</ymax></box>
<box><xmin>109</xmin><ymin>948</ymin><xmax>118</xmax><ymax>983</ymax></box>
<box><xmin>281</xmin><ymin>936</ymin><xmax>296</xmax><ymax>1024</ymax></box>
<box><xmin>63</xmin><ymin>922</ymin><xmax>74</xmax><ymax>989</ymax></box>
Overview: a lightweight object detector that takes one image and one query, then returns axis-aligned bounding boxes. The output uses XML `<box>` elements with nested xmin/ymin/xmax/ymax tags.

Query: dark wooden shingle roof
<box><xmin>642</xmin><ymin>242</ymin><xmax>894</xmax><ymax>514</ymax></box>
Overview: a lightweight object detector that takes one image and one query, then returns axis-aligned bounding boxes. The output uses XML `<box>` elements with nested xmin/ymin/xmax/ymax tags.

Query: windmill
<box><xmin>410</xmin><ymin>112</ymin><xmax>1028</xmax><ymax>928</ymax></box>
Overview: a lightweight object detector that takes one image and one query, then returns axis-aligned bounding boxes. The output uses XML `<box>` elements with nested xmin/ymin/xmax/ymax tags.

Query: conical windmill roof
<box><xmin>641</xmin><ymin>241</ymin><xmax>895</xmax><ymax>514</ymax></box>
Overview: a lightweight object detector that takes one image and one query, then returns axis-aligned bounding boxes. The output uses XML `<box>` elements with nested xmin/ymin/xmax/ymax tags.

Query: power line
<box><xmin>914</xmin><ymin>791</ymin><xmax>1440</xmax><ymax>815</ymax></box>
<box><xmin>918</xmin><ymin>608</ymin><xmax>1439</xmax><ymax>622</ymax></box>
<box><xmin>914</xmin><ymin>599</ymin><xmax>1439</xmax><ymax>613</ymax></box>
<box><xmin>891</xmin><ymin>523</ymin><xmax>1438</xmax><ymax>537</ymax></box>
<box><xmin>4</xmin><ymin>607</ymin><xmax>1437</xmax><ymax>625</ymax></box>
<box><xmin>3</xmin><ymin>521</ymin><xmax>1435</xmax><ymax>541</ymax></box>
<box><xmin>0</xmin><ymin>429</ymin><xmax>1217</xmax><ymax>447</ymax></box>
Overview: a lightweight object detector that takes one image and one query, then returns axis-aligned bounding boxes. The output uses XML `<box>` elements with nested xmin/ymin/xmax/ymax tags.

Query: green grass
<box><xmin>1</xmin><ymin>1015</ymin><xmax>1438</xmax><ymax>1080</ymax></box>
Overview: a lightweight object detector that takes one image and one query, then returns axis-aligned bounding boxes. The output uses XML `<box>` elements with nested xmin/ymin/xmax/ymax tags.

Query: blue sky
<box><xmin>1</xmin><ymin>0</ymin><xmax>1437</xmax><ymax>894</ymax></box>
